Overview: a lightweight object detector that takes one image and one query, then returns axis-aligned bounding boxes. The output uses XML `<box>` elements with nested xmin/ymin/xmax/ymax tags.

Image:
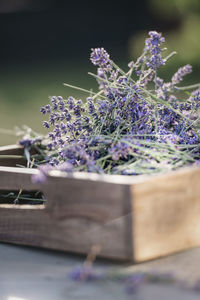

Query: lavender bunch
<box><xmin>21</xmin><ymin>31</ymin><xmax>200</xmax><ymax>176</ymax></box>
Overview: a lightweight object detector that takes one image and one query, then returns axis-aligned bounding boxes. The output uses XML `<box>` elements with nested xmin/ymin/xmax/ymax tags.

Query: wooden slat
<box><xmin>0</xmin><ymin>152</ymin><xmax>133</xmax><ymax>260</ymax></box>
<box><xmin>0</xmin><ymin>144</ymin><xmax>24</xmax><ymax>155</ymax></box>
<box><xmin>0</xmin><ymin>144</ymin><xmax>25</xmax><ymax>167</ymax></box>
<box><xmin>0</xmin><ymin>144</ymin><xmax>39</xmax><ymax>167</ymax></box>
<box><xmin>1</xmin><ymin>144</ymin><xmax>200</xmax><ymax>261</ymax></box>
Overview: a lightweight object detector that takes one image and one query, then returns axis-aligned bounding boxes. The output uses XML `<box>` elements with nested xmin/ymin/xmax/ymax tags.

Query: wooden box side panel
<box><xmin>0</xmin><ymin>167</ymin><xmax>133</xmax><ymax>260</ymax></box>
<box><xmin>131</xmin><ymin>167</ymin><xmax>200</xmax><ymax>262</ymax></box>
<box><xmin>0</xmin><ymin>145</ymin><xmax>25</xmax><ymax>167</ymax></box>
<box><xmin>0</xmin><ymin>145</ymin><xmax>24</xmax><ymax>155</ymax></box>
<box><xmin>0</xmin><ymin>204</ymin><xmax>132</xmax><ymax>260</ymax></box>
<box><xmin>0</xmin><ymin>168</ymin><xmax>45</xmax><ymax>191</ymax></box>
<box><xmin>0</xmin><ymin>145</ymin><xmax>39</xmax><ymax>167</ymax></box>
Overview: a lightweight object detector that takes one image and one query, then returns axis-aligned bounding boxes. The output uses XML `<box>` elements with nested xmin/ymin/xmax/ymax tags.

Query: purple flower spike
<box><xmin>145</xmin><ymin>31</ymin><xmax>165</xmax><ymax>70</ymax></box>
<box><xmin>19</xmin><ymin>136</ymin><xmax>41</xmax><ymax>148</ymax></box>
<box><xmin>125</xmin><ymin>273</ymin><xmax>145</xmax><ymax>294</ymax></box>
<box><xmin>90</xmin><ymin>48</ymin><xmax>110</xmax><ymax>68</ymax></box>
<box><xmin>172</xmin><ymin>64</ymin><xmax>192</xmax><ymax>85</ymax></box>
<box><xmin>32</xmin><ymin>171</ymin><xmax>46</xmax><ymax>183</ymax></box>
<box><xmin>31</xmin><ymin>164</ymin><xmax>53</xmax><ymax>183</ymax></box>
<box><xmin>109</xmin><ymin>140</ymin><xmax>132</xmax><ymax>161</ymax></box>
<box><xmin>69</xmin><ymin>266</ymin><xmax>102</xmax><ymax>282</ymax></box>
<box><xmin>19</xmin><ymin>138</ymin><xmax>33</xmax><ymax>148</ymax></box>
<box><xmin>189</xmin><ymin>87</ymin><xmax>200</xmax><ymax>101</ymax></box>
<box><xmin>87</xmin><ymin>97</ymin><xmax>96</xmax><ymax>114</ymax></box>
<box><xmin>38</xmin><ymin>32</ymin><xmax>200</xmax><ymax>177</ymax></box>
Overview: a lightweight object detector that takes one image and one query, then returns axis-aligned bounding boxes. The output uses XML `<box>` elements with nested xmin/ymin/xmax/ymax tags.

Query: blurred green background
<box><xmin>0</xmin><ymin>0</ymin><xmax>200</xmax><ymax>146</ymax></box>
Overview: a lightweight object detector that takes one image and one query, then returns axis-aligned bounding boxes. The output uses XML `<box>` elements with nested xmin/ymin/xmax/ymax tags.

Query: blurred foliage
<box><xmin>129</xmin><ymin>0</ymin><xmax>200</xmax><ymax>71</ymax></box>
<box><xmin>1</xmin><ymin>0</ymin><xmax>200</xmax><ymax>146</ymax></box>
<box><xmin>149</xmin><ymin>0</ymin><xmax>200</xmax><ymax>18</ymax></box>
<box><xmin>0</xmin><ymin>60</ymin><xmax>98</xmax><ymax>146</ymax></box>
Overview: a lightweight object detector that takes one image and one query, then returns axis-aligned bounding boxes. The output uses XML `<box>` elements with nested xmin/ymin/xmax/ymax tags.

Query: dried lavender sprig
<box><xmin>172</xmin><ymin>64</ymin><xmax>192</xmax><ymax>85</ymax></box>
<box><xmin>95</xmin><ymin>53</ymin><xmax>198</xmax><ymax>128</ymax></box>
<box><xmin>30</xmin><ymin>30</ymin><xmax>200</xmax><ymax>177</ymax></box>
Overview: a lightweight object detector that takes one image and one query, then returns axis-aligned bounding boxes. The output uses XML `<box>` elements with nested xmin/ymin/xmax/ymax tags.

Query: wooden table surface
<box><xmin>0</xmin><ymin>243</ymin><xmax>200</xmax><ymax>300</ymax></box>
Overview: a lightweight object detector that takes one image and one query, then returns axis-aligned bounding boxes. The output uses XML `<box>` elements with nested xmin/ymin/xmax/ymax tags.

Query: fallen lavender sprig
<box><xmin>68</xmin><ymin>264</ymin><xmax>200</xmax><ymax>296</ymax></box>
<box><xmin>19</xmin><ymin>31</ymin><xmax>200</xmax><ymax>177</ymax></box>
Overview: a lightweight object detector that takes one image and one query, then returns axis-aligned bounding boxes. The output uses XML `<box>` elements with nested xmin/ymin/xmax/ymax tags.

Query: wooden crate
<box><xmin>0</xmin><ymin>145</ymin><xmax>200</xmax><ymax>262</ymax></box>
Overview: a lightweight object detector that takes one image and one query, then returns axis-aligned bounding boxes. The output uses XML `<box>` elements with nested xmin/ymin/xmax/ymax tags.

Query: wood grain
<box><xmin>0</xmin><ymin>146</ymin><xmax>133</xmax><ymax>259</ymax></box>
<box><xmin>0</xmin><ymin>144</ymin><xmax>24</xmax><ymax>155</ymax></box>
<box><xmin>0</xmin><ymin>144</ymin><xmax>38</xmax><ymax>167</ymax></box>
<box><xmin>1</xmin><ymin>145</ymin><xmax>200</xmax><ymax>261</ymax></box>
<box><xmin>131</xmin><ymin>166</ymin><xmax>200</xmax><ymax>261</ymax></box>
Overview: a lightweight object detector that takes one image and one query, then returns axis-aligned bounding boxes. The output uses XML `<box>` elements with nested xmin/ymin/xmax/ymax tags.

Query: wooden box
<box><xmin>0</xmin><ymin>145</ymin><xmax>200</xmax><ymax>262</ymax></box>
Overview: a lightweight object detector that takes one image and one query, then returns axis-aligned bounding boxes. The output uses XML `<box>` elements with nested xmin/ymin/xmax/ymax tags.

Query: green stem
<box><xmin>176</xmin><ymin>83</ymin><xmax>200</xmax><ymax>90</ymax></box>
<box><xmin>63</xmin><ymin>83</ymin><xmax>98</xmax><ymax>95</ymax></box>
<box><xmin>164</xmin><ymin>51</ymin><xmax>177</xmax><ymax>62</ymax></box>
<box><xmin>1</xmin><ymin>195</ymin><xmax>45</xmax><ymax>202</ymax></box>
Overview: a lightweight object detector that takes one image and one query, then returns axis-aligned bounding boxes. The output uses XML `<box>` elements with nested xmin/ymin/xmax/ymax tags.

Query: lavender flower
<box><xmin>40</xmin><ymin>107</ymin><xmax>47</xmax><ymax>114</ymax></box>
<box><xmin>125</xmin><ymin>273</ymin><xmax>145</xmax><ymax>294</ymax></box>
<box><xmin>90</xmin><ymin>48</ymin><xmax>110</xmax><ymax>68</ymax></box>
<box><xmin>34</xmin><ymin>30</ymin><xmax>200</xmax><ymax>177</ymax></box>
<box><xmin>32</xmin><ymin>164</ymin><xmax>53</xmax><ymax>183</ymax></box>
<box><xmin>67</xmin><ymin>96</ymin><xmax>75</xmax><ymax>109</ymax></box>
<box><xmin>32</xmin><ymin>161</ymin><xmax>73</xmax><ymax>183</ymax></box>
<box><xmin>87</xmin><ymin>97</ymin><xmax>96</xmax><ymax>115</ymax></box>
<box><xmin>69</xmin><ymin>265</ymin><xmax>102</xmax><ymax>281</ymax></box>
<box><xmin>43</xmin><ymin>121</ymin><xmax>50</xmax><ymax>129</ymax></box>
<box><xmin>145</xmin><ymin>31</ymin><xmax>165</xmax><ymax>70</ymax></box>
<box><xmin>109</xmin><ymin>140</ymin><xmax>132</xmax><ymax>161</ymax></box>
<box><xmin>188</xmin><ymin>87</ymin><xmax>200</xmax><ymax>102</ymax></box>
<box><xmin>172</xmin><ymin>64</ymin><xmax>192</xmax><ymax>85</ymax></box>
<box><xmin>19</xmin><ymin>136</ymin><xmax>41</xmax><ymax>148</ymax></box>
